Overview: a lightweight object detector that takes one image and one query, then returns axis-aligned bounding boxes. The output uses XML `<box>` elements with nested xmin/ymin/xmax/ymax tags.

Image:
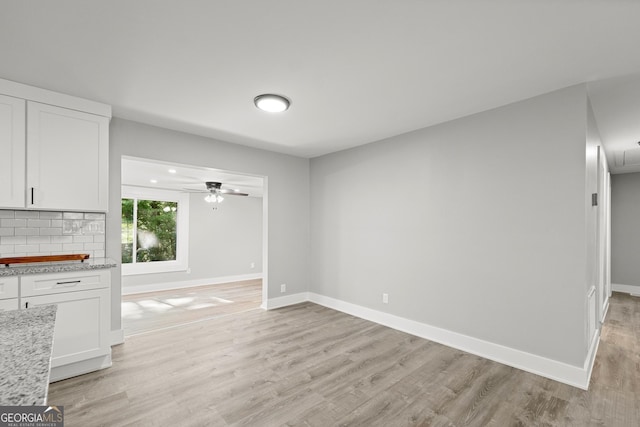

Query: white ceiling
<box><xmin>2</xmin><ymin>1</ymin><xmax>640</xmax><ymax>161</ymax></box>
<box><xmin>121</xmin><ymin>157</ymin><xmax>264</xmax><ymax>197</ymax></box>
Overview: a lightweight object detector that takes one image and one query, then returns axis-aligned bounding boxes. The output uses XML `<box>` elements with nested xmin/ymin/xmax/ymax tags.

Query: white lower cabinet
<box><xmin>20</xmin><ymin>270</ymin><xmax>112</xmax><ymax>382</ymax></box>
<box><xmin>0</xmin><ymin>276</ymin><xmax>19</xmax><ymax>311</ymax></box>
<box><xmin>0</xmin><ymin>298</ymin><xmax>18</xmax><ymax>311</ymax></box>
<box><xmin>0</xmin><ymin>276</ymin><xmax>19</xmax><ymax>300</ymax></box>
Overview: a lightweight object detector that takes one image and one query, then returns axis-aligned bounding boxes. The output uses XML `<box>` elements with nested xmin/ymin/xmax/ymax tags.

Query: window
<box><xmin>121</xmin><ymin>186</ymin><xmax>189</xmax><ymax>275</ymax></box>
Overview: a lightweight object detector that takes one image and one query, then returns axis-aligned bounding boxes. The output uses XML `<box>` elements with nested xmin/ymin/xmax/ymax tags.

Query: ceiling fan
<box><xmin>183</xmin><ymin>181</ymin><xmax>249</xmax><ymax>204</ymax></box>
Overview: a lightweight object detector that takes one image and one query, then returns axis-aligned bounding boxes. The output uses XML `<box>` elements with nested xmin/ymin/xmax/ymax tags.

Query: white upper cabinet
<box><xmin>0</xmin><ymin>94</ymin><xmax>26</xmax><ymax>208</ymax></box>
<box><xmin>0</xmin><ymin>79</ymin><xmax>111</xmax><ymax>212</ymax></box>
<box><xmin>27</xmin><ymin>102</ymin><xmax>109</xmax><ymax>211</ymax></box>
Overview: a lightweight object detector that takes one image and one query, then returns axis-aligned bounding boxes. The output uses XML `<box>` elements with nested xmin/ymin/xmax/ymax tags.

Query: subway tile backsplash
<box><xmin>0</xmin><ymin>210</ymin><xmax>105</xmax><ymax>258</ymax></box>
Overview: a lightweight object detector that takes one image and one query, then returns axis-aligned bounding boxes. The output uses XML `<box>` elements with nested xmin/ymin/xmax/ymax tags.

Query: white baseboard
<box><xmin>122</xmin><ymin>273</ymin><xmax>263</xmax><ymax>295</ymax></box>
<box><xmin>262</xmin><ymin>292</ymin><xmax>309</xmax><ymax>310</ymax></box>
<box><xmin>110</xmin><ymin>329</ymin><xmax>125</xmax><ymax>346</ymax></box>
<box><xmin>612</xmin><ymin>283</ymin><xmax>640</xmax><ymax>296</ymax></box>
<box><xmin>305</xmin><ymin>292</ymin><xmax>594</xmax><ymax>390</ymax></box>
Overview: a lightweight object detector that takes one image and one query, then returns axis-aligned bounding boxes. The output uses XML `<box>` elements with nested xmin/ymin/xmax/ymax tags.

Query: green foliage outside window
<box><xmin>122</xmin><ymin>199</ymin><xmax>134</xmax><ymax>263</ymax></box>
<box><xmin>121</xmin><ymin>198</ymin><xmax>178</xmax><ymax>264</ymax></box>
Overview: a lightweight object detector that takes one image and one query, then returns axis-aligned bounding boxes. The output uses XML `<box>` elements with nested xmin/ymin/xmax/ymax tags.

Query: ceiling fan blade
<box><xmin>181</xmin><ymin>188</ymin><xmax>208</xmax><ymax>193</ymax></box>
<box><xmin>220</xmin><ymin>189</ymin><xmax>249</xmax><ymax>196</ymax></box>
<box><xmin>183</xmin><ymin>182</ymin><xmax>249</xmax><ymax>196</ymax></box>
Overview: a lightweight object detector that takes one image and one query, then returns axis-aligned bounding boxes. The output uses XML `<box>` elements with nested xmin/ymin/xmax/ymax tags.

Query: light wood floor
<box><xmin>48</xmin><ymin>292</ymin><xmax>640</xmax><ymax>426</ymax></box>
<box><xmin>121</xmin><ymin>280</ymin><xmax>262</xmax><ymax>336</ymax></box>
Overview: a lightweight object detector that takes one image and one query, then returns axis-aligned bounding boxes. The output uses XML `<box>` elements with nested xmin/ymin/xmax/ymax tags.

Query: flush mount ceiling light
<box><xmin>254</xmin><ymin>94</ymin><xmax>290</xmax><ymax>113</ymax></box>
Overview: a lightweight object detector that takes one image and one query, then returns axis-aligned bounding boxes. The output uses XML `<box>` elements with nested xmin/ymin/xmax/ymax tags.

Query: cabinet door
<box><xmin>23</xmin><ymin>288</ymin><xmax>110</xmax><ymax>367</ymax></box>
<box><xmin>0</xmin><ymin>276</ymin><xmax>19</xmax><ymax>299</ymax></box>
<box><xmin>26</xmin><ymin>101</ymin><xmax>109</xmax><ymax>211</ymax></box>
<box><xmin>0</xmin><ymin>298</ymin><xmax>18</xmax><ymax>311</ymax></box>
<box><xmin>0</xmin><ymin>94</ymin><xmax>26</xmax><ymax>208</ymax></box>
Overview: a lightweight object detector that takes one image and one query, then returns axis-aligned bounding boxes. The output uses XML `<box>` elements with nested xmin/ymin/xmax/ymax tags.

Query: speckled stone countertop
<box><xmin>0</xmin><ymin>305</ymin><xmax>57</xmax><ymax>405</ymax></box>
<box><xmin>0</xmin><ymin>257</ymin><xmax>117</xmax><ymax>277</ymax></box>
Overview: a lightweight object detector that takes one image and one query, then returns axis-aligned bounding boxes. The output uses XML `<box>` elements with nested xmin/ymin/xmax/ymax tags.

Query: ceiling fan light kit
<box><xmin>254</xmin><ymin>94</ymin><xmax>290</xmax><ymax>113</ymax></box>
<box><xmin>204</xmin><ymin>181</ymin><xmax>225</xmax><ymax>204</ymax></box>
<box><xmin>204</xmin><ymin>193</ymin><xmax>224</xmax><ymax>204</ymax></box>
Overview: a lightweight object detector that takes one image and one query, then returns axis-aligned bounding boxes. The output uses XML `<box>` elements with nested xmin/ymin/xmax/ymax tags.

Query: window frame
<box><xmin>121</xmin><ymin>186</ymin><xmax>190</xmax><ymax>276</ymax></box>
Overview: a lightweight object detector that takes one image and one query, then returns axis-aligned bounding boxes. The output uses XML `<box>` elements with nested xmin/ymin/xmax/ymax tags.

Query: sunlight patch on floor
<box><xmin>163</xmin><ymin>297</ymin><xmax>195</xmax><ymax>306</ymax></box>
<box><xmin>121</xmin><ymin>301</ymin><xmax>143</xmax><ymax>319</ymax></box>
<box><xmin>121</xmin><ymin>280</ymin><xmax>262</xmax><ymax>336</ymax></box>
<box><xmin>138</xmin><ymin>299</ymin><xmax>174</xmax><ymax>312</ymax></box>
<box><xmin>187</xmin><ymin>303</ymin><xmax>216</xmax><ymax>310</ymax></box>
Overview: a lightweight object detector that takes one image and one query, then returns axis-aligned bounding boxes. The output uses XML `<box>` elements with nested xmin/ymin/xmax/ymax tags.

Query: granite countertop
<box><xmin>0</xmin><ymin>257</ymin><xmax>117</xmax><ymax>277</ymax></box>
<box><xmin>0</xmin><ymin>305</ymin><xmax>57</xmax><ymax>405</ymax></box>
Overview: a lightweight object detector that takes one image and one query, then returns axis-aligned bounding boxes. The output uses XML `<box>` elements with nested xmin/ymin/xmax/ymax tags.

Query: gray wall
<box><xmin>611</xmin><ymin>172</ymin><xmax>640</xmax><ymax>290</ymax></box>
<box><xmin>108</xmin><ymin>118</ymin><xmax>309</xmax><ymax>332</ymax></box>
<box><xmin>122</xmin><ymin>193</ymin><xmax>263</xmax><ymax>291</ymax></box>
<box><xmin>310</xmin><ymin>85</ymin><xmax>589</xmax><ymax>366</ymax></box>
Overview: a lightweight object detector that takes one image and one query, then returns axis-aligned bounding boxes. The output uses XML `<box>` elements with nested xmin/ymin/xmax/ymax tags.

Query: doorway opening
<box><xmin>119</xmin><ymin>156</ymin><xmax>267</xmax><ymax>336</ymax></box>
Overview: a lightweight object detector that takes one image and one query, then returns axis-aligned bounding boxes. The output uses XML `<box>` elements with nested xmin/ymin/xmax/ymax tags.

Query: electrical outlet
<box><xmin>280</xmin><ymin>284</ymin><xmax>286</xmax><ymax>293</ymax></box>
<box><xmin>250</xmin><ymin>262</ymin><xmax>255</xmax><ymax>269</ymax></box>
<box><xmin>382</xmin><ymin>293</ymin><xmax>389</xmax><ymax>304</ymax></box>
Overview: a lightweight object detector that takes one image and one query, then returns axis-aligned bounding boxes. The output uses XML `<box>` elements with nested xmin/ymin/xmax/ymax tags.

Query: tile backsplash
<box><xmin>0</xmin><ymin>210</ymin><xmax>105</xmax><ymax>258</ymax></box>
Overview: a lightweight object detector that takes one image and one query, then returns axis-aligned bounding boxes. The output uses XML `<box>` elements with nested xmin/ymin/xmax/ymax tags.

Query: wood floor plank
<box><xmin>48</xmin><ymin>290</ymin><xmax>640</xmax><ymax>426</ymax></box>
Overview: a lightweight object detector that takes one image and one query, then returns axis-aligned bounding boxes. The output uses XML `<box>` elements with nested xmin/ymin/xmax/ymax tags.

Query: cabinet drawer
<box><xmin>0</xmin><ymin>276</ymin><xmax>19</xmax><ymax>300</ymax></box>
<box><xmin>21</xmin><ymin>270</ymin><xmax>110</xmax><ymax>297</ymax></box>
<box><xmin>0</xmin><ymin>298</ymin><xmax>18</xmax><ymax>311</ymax></box>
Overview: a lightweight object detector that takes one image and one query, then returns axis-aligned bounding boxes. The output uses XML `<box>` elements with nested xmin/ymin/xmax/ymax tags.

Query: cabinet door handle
<box><xmin>25</xmin><ymin>302</ymin><xmax>29</xmax><ymax>308</ymax></box>
<box><xmin>31</xmin><ymin>187</ymin><xmax>34</xmax><ymax>205</ymax></box>
<box><xmin>55</xmin><ymin>280</ymin><xmax>81</xmax><ymax>286</ymax></box>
